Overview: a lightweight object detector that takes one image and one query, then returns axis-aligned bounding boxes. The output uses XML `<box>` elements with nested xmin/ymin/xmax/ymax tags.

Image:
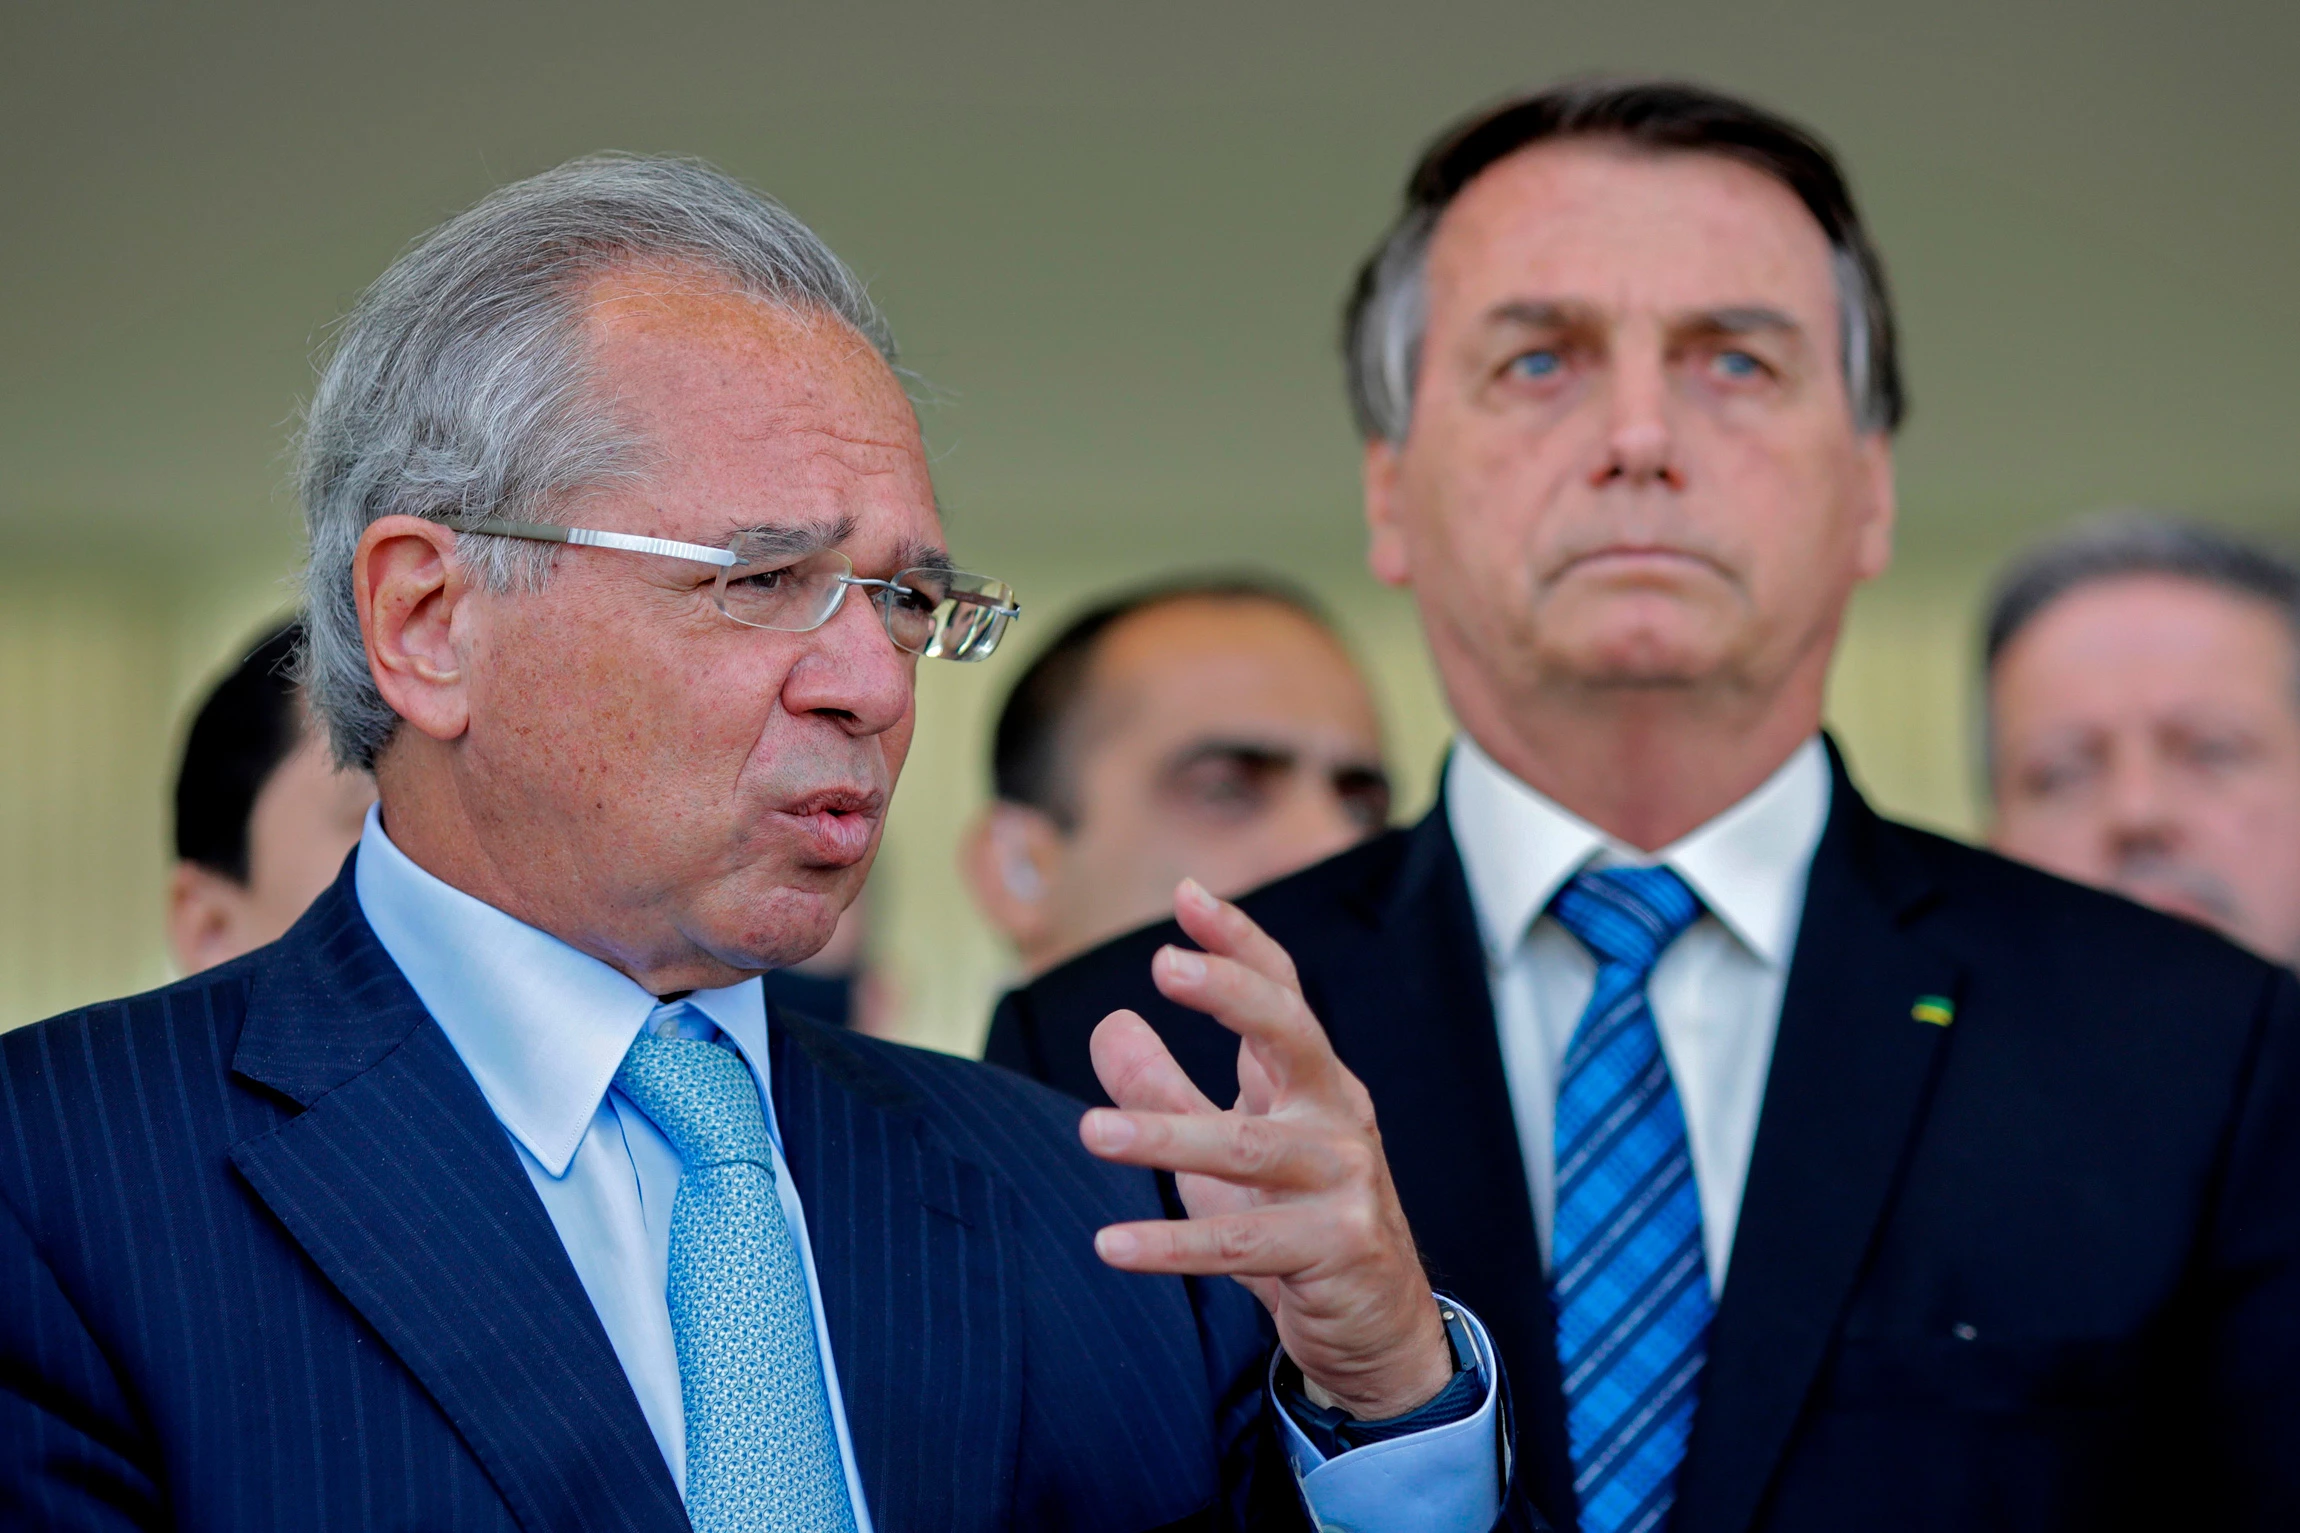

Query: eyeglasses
<box><xmin>463</xmin><ymin>519</ymin><xmax>1021</xmax><ymax>662</ymax></box>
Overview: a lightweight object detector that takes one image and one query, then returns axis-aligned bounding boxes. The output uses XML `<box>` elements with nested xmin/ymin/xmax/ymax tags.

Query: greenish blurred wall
<box><xmin>3</xmin><ymin>0</ymin><xmax>2295</xmax><ymax>1041</ymax></box>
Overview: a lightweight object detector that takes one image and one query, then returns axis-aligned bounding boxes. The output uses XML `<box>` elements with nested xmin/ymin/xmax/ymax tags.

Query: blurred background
<box><xmin>4</xmin><ymin>0</ymin><xmax>2295</xmax><ymax>1048</ymax></box>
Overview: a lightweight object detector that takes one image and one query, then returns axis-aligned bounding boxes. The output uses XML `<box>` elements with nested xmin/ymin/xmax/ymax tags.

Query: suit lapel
<box><xmin>1674</xmin><ymin>755</ymin><xmax>1962</xmax><ymax>1533</ymax></box>
<box><xmin>227</xmin><ymin>874</ymin><xmax>688</xmax><ymax>1533</ymax></box>
<box><xmin>1318</xmin><ymin>804</ymin><xmax>1580</xmax><ymax>1528</ymax></box>
<box><xmin>770</xmin><ymin>1013</ymin><xmax>1022</xmax><ymax>1533</ymax></box>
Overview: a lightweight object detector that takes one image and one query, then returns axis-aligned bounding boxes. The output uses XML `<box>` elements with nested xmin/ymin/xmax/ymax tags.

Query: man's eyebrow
<box><xmin>1165</xmin><ymin>740</ymin><xmax>1299</xmax><ymax>774</ymax></box>
<box><xmin>1482</xmin><ymin>299</ymin><xmax>1588</xmax><ymax>332</ymax></box>
<box><xmin>1479</xmin><ymin>301</ymin><xmax>1806</xmax><ymax>339</ymax></box>
<box><xmin>717</xmin><ymin>516</ymin><xmax>954</xmax><ymax>574</ymax></box>
<box><xmin>896</xmin><ymin>540</ymin><xmax>954</xmax><ymax>574</ymax></box>
<box><xmin>722</xmin><ymin>515</ymin><xmax>858</xmax><ymax>561</ymax></box>
<box><xmin>1677</xmin><ymin>305</ymin><xmax>1802</xmax><ymax>337</ymax></box>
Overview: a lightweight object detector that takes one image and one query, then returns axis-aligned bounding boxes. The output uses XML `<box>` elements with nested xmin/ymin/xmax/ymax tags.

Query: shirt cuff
<box><xmin>1270</xmin><ymin>1299</ymin><xmax>1506</xmax><ymax>1533</ymax></box>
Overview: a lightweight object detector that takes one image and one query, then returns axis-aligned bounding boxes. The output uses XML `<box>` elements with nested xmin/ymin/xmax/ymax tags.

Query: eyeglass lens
<box><xmin>713</xmin><ymin>548</ymin><xmax>852</xmax><ymax>633</ymax></box>
<box><xmin>884</xmin><ymin>569</ymin><xmax>1016</xmax><ymax>662</ymax></box>
<box><xmin>711</xmin><ymin>548</ymin><xmax>1015</xmax><ymax>661</ymax></box>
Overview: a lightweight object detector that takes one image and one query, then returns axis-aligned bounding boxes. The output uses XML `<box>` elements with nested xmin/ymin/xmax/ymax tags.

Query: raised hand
<box><xmin>1079</xmin><ymin>878</ymin><xmax>1453</xmax><ymax>1421</ymax></box>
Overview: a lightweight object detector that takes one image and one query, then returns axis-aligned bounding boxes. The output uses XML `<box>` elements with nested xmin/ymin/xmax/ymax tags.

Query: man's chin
<box><xmin>1534</xmin><ymin>588</ymin><xmax>1738</xmax><ymax>681</ymax></box>
<box><xmin>2113</xmin><ymin>875</ymin><xmax>2239</xmax><ymax>939</ymax></box>
<box><xmin>1544</xmin><ymin>628</ymin><xmax>1730</xmax><ymax>690</ymax></box>
<box><xmin>689</xmin><ymin>879</ymin><xmax>854</xmax><ymax>974</ymax></box>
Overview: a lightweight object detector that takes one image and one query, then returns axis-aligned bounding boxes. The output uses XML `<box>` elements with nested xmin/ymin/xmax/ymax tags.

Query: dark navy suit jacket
<box><xmin>989</xmin><ymin>749</ymin><xmax>2300</xmax><ymax>1532</ymax></box>
<box><xmin>0</xmin><ymin>870</ymin><xmax>1544</xmax><ymax>1531</ymax></box>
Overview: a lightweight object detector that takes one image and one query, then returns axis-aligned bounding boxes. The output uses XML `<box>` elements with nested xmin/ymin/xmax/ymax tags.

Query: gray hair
<box><xmin>296</xmin><ymin>154</ymin><xmax>896</xmax><ymax>770</ymax></box>
<box><xmin>1342</xmin><ymin>79</ymin><xmax>1905</xmax><ymax>444</ymax></box>
<box><xmin>1980</xmin><ymin>511</ymin><xmax>2300</xmax><ymax>783</ymax></box>
<box><xmin>1986</xmin><ymin>511</ymin><xmax>2300</xmax><ymax>671</ymax></box>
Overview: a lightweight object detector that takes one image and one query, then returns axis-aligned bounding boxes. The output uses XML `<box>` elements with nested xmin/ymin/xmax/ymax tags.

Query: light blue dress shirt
<box><xmin>352</xmin><ymin>806</ymin><xmax>1503</xmax><ymax>1532</ymax></box>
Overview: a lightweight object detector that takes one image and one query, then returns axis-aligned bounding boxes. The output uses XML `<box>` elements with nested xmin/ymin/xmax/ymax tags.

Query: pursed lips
<box><xmin>770</xmin><ymin>786</ymin><xmax>886</xmax><ymax>866</ymax></box>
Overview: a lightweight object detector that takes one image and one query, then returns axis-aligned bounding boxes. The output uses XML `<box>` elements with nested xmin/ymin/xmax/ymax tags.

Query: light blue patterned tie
<box><xmin>614</xmin><ymin>1020</ymin><xmax>857</xmax><ymax>1533</ymax></box>
<box><xmin>1549</xmin><ymin>867</ymin><xmax>1712</xmax><ymax>1533</ymax></box>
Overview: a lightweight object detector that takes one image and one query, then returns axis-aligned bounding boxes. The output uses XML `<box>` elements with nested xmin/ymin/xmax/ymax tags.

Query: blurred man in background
<box><xmin>992</xmin><ymin>79</ymin><xmax>2300</xmax><ymax>1531</ymax></box>
<box><xmin>962</xmin><ymin>577</ymin><xmax>1392</xmax><ymax>977</ymax></box>
<box><xmin>1987</xmin><ymin>513</ymin><xmax>2300</xmax><ymax>969</ymax></box>
<box><xmin>166</xmin><ymin>616</ymin><xmax>376</xmax><ymax>973</ymax></box>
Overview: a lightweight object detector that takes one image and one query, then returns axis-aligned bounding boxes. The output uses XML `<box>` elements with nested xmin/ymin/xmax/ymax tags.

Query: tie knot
<box><xmin>1550</xmin><ymin>866</ymin><xmax>1703</xmax><ymax>975</ymax></box>
<box><xmin>614</xmin><ymin>1030</ymin><xmax>773</xmax><ymax>1171</ymax></box>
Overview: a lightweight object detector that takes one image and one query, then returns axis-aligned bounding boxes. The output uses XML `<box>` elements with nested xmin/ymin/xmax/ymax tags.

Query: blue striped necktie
<box><xmin>614</xmin><ymin>1013</ymin><xmax>858</xmax><ymax>1533</ymax></box>
<box><xmin>1548</xmin><ymin>867</ymin><xmax>1712</xmax><ymax>1533</ymax></box>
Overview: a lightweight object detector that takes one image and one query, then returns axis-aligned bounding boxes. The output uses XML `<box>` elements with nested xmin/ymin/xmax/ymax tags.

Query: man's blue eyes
<box><xmin>1508</xmin><ymin>349</ymin><xmax>1765</xmax><ymax>379</ymax></box>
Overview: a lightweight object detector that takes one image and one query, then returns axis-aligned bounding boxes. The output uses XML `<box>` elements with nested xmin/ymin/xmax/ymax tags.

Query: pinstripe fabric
<box><xmin>0</xmin><ymin>894</ymin><xmax>560</xmax><ymax>1533</ymax></box>
<box><xmin>0</xmin><ymin>865</ymin><xmax>1325</xmax><ymax>1532</ymax></box>
<box><xmin>1548</xmin><ymin>869</ymin><xmax>1711</xmax><ymax>1533</ymax></box>
<box><xmin>768</xmin><ymin>1010</ymin><xmax>1296</xmax><ymax>1531</ymax></box>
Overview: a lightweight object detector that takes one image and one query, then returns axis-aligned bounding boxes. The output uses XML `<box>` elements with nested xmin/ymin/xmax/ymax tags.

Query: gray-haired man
<box><xmin>0</xmin><ymin>157</ymin><xmax>1541</xmax><ymax>1532</ymax></box>
<box><xmin>1987</xmin><ymin>513</ymin><xmax>2300</xmax><ymax>969</ymax></box>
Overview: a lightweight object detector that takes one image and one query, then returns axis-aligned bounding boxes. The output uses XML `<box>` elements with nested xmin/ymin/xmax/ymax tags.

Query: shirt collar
<box><xmin>352</xmin><ymin>804</ymin><xmax>770</xmax><ymax>1177</ymax></box>
<box><xmin>1445</xmin><ymin>734</ymin><xmax>1831</xmax><ymax>968</ymax></box>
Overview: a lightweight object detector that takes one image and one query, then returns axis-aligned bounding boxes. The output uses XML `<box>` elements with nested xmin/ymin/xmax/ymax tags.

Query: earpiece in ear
<box><xmin>1002</xmin><ymin>856</ymin><xmax>1044</xmax><ymax>902</ymax></box>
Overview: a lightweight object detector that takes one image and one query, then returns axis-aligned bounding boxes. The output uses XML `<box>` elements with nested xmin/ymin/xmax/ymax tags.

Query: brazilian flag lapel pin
<box><xmin>1910</xmin><ymin>995</ymin><xmax>1956</xmax><ymax>1028</ymax></box>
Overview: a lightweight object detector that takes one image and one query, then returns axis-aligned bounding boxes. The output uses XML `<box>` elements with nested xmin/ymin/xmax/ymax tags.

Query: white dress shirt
<box><xmin>352</xmin><ymin>806</ymin><xmax>1502</xmax><ymax>1533</ymax></box>
<box><xmin>1445</xmin><ymin>735</ymin><xmax>1831</xmax><ymax>1292</ymax></box>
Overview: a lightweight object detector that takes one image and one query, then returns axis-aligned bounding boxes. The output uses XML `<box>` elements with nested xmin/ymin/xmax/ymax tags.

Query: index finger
<box><xmin>1089</xmin><ymin>1009</ymin><xmax>1222</xmax><ymax>1117</ymax></box>
<box><xmin>1151</xmin><ymin>941</ymin><xmax>1336</xmax><ymax>1104</ymax></box>
<box><xmin>1171</xmin><ymin>879</ymin><xmax>1301</xmax><ymax>996</ymax></box>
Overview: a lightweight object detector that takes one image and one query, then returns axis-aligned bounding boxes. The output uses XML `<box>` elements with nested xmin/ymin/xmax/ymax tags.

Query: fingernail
<box><xmin>1162</xmin><ymin>946</ymin><xmax>1206</xmax><ymax>983</ymax></box>
<box><xmin>1083</xmin><ymin>1109</ymin><xmax>1136</xmax><ymax>1150</ymax></box>
<box><xmin>1095</xmin><ymin>1228</ymin><xmax>1139</xmax><ymax>1261</ymax></box>
<box><xmin>1178</xmin><ymin>878</ymin><xmax>1218</xmax><ymax>913</ymax></box>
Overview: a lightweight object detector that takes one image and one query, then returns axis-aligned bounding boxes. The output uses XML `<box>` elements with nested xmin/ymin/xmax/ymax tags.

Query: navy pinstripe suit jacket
<box><xmin>0</xmin><ymin>871</ymin><xmax>1538</xmax><ymax>1531</ymax></box>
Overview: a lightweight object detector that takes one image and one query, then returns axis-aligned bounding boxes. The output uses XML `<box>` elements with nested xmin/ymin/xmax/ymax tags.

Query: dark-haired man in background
<box><xmin>167</xmin><ymin>617</ymin><xmax>376</xmax><ymax>973</ymax></box>
<box><xmin>1987</xmin><ymin>513</ymin><xmax>2300</xmax><ymax>969</ymax></box>
<box><xmin>962</xmin><ymin>578</ymin><xmax>1392</xmax><ymax>977</ymax></box>
<box><xmin>991</xmin><ymin>79</ymin><xmax>2300</xmax><ymax>1531</ymax></box>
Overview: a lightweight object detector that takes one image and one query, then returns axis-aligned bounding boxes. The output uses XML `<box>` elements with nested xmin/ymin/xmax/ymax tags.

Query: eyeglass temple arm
<box><xmin>462</xmin><ymin>519</ymin><xmax>740</xmax><ymax>568</ymax></box>
<box><xmin>467</xmin><ymin>519</ymin><xmax>1019</xmax><ymax>618</ymax></box>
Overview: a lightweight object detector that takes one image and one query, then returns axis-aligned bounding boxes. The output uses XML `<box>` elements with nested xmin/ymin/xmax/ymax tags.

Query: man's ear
<box><xmin>959</xmin><ymin>803</ymin><xmax>1063</xmax><ymax>962</ymax></box>
<box><xmin>1363</xmin><ymin>438</ymin><xmax>1413</xmax><ymax>589</ymax></box>
<box><xmin>356</xmin><ymin>515</ymin><xmax>474</xmax><ymax>745</ymax></box>
<box><xmin>167</xmin><ymin>861</ymin><xmax>248</xmax><ymax>976</ymax></box>
<box><xmin>1851</xmin><ymin>434</ymin><xmax>1898</xmax><ymax>584</ymax></box>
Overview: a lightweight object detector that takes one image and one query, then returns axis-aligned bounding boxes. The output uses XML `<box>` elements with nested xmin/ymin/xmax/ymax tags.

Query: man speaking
<box><xmin>991</xmin><ymin>80</ymin><xmax>2300</xmax><ymax>1530</ymax></box>
<box><xmin>0</xmin><ymin>158</ymin><xmax>1538</xmax><ymax>1531</ymax></box>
